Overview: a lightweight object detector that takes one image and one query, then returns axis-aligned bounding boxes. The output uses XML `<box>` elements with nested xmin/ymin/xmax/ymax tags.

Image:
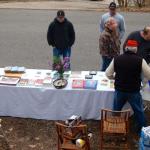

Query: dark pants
<box><xmin>101</xmin><ymin>56</ymin><xmax>113</xmax><ymax>71</ymax></box>
<box><xmin>113</xmin><ymin>90</ymin><xmax>147</xmax><ymax>133</ymax></box>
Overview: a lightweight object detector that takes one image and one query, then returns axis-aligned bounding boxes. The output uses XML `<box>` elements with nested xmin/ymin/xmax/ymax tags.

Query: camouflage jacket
<box><xmin>99</xmin><ymin>27</ymin><xmax>120</xmax><ymax>57</ymax></box>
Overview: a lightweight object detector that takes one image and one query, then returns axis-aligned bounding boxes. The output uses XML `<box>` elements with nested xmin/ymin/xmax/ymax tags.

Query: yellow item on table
<box><xmin>5</xmin><ymin>72</ymin><xmax>23</xmax><ymax>78</ymax></box>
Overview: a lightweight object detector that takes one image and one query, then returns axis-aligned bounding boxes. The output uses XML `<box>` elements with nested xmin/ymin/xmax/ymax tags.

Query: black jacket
<box><xmin>47</xmin><ymin>18</ymin><xmax>75</xmax><ymax>50</ymax></box>
<box><xmin>123</xmin><ymin>31</ymin><xmax>150</xmax><ymax>64</ymax></box>
<box><xmin>114</xmin><ymin>51</ymin><xmax>142</xmax><ymax>92</ymax></box>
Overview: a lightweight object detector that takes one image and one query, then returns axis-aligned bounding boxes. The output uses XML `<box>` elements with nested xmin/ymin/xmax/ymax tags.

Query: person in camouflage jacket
<box><xmin>99</xmin><ymin>17</ymin><xmax>120</xmax><ymax>71</ymax></box>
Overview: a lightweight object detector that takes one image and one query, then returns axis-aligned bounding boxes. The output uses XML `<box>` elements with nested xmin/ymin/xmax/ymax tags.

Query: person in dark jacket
<box><xmin>123</xmin><ymin>26</ymin><xmax>150</xmax><ymax>64</ymax></box>
<box><xmin>47</xmin><ymin>10</ymin><xmax>75</xmax><ymax>70</ymax></box>
<box><xmin>106</xmin><ymin>40</ymin><xmax>150</xmax><ymax>134</ymax></box>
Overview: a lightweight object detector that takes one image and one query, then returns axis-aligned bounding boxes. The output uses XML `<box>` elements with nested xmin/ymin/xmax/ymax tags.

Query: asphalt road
<box><xmin>0</xmin><ymin>9</ymin><xmax>150</xmax><ymax>71</ymax></box>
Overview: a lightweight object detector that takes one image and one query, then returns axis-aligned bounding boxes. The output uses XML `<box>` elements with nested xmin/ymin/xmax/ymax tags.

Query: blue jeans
<box><xmin>101</xmin><ymin>56</ymin><xmax>113</xmax><ymax>71</ymax></box>
<box><xmin>53</xmin><ymin>47</ymin><xmax>71</xmax><ymax>69</ymax></box>
<box><xmin>53</xmin><ymin>47</ymin><xmax>71</xmax><ymax>58</ymax></box>
<box><xmin>113</xmin><ymin>90</ymin><xmax>147</xmax><ymax>132</ymax></box>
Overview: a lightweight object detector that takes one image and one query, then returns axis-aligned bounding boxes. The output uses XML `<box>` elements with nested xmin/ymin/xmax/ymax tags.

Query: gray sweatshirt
<box><xmin>100</xmin><ymin>12</ymin><xmax>126</xmax><ymax>40</ymax></box>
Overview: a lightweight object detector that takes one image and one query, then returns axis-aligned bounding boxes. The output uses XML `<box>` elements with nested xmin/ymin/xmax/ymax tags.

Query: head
<box><xmin>125</xmin><ymin>40</ymin><xmax>138</xmax><ymax>53</ymax></box>
<box><xmin>142</xmin><ymin>26</ymin><xmax>150</xmax><ymax>41</ymax></box>
<box><xmin>109</xmin><ymin>2</ymin><xmax>117</xmax><ymax>16</ymax></box>
<box><xmin>105</xmin><ymin>17</ymin><xmax>118</xmax><ymax>31</ymax></box>
<box><xmin>56</xmin><ymin>10</ymin><xmax>65</xmax><ymax>23</ymax></box>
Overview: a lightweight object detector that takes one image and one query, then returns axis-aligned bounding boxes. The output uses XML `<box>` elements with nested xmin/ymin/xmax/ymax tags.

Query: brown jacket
<box><xmin>99</xmin><ymin>27</ymin><xmax>120</xmax><ymax>57</ymax></box>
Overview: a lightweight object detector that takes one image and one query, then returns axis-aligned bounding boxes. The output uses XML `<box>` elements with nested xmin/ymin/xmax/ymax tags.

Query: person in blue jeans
<box><xmin>105</xmin><ymin>40</ymin><xmax>150</xmax><ymax>134</ymax></box>
<box><xmin>101</xmin><ymin>56</ymin><xmax>113</xmax><ymax>72</ymax></box>
<box><xmin>99</xmin><ymin>17</ymin><xmax>120</xmax><ymax>71</ymax></box>
<box><xmin>113</xmin><ymin>90</ymin><xmax>146</xmax><ymax>132</ymax></box>
<box><xmin>47</xmin><ymin>10</ymin><xmax>75</xmax><ymax>70</ymax></box>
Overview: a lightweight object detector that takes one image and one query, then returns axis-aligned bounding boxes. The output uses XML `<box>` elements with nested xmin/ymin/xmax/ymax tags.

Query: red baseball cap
<box><xmin>126</xmin><ymin>40</ymin><xmax>138</xmax><ymax>47</ymax></box>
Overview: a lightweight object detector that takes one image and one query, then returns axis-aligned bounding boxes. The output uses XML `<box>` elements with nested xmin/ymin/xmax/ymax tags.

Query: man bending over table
<box><xmin>105</xmin><ymin>40</ymin><xmax>150</xmax><ymax>134</ymax></box>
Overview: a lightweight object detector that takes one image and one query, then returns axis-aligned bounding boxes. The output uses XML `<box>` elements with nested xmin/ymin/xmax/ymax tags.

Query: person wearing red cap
<box><xmin>123</xmin><ymin>26</ymin><xmax>150</xmax><ymax>64</ymax></box>
<box><xmin>105</xmin><ymin>39</ymin><xmax>150</xmax><ymax>134</ymax></box>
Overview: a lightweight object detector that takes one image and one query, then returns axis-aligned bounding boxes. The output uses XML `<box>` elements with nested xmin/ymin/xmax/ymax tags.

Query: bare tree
<box><xmin>118</xmin><ymin>0</ymin><xmax>146</xmax><ymax>7</ymax></box>
<box><xmin>117</xmin><ymin>0</ymin><xmax>129</xmax><ymax>7</ymax></box>
<box><xmin>133</xmin><ymin>0</ymin><xmax>145</xmax><ymax>7</ymax></box>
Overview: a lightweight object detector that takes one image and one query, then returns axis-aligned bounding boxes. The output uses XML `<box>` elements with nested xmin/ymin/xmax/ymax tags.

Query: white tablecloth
<box><xmin>0</xmin><ymin>68</ymin><xmax>144</xmax><ymax>120</ymax></box>
<box><xmin>0</xmin><ymin>85</ymin><xmax>115</xmax><ymax>120</ymax></box>
<box><xmin>0</xmin><ymin>69</ymin><xmax>115</xmax><ymax>120</ymax></box>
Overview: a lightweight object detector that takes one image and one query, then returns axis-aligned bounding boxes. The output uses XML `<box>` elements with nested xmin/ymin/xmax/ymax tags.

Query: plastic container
<box><xmin>139</xmin><ymin>127</ymin><xmax>150</xmax><ymax>150</ymax></box>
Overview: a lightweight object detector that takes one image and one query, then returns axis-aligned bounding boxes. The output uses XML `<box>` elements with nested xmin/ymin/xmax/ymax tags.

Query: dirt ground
<box><xmin>0</xmin><ymin>106</ymin><xmax>150</xmax><ymax>150</ymax></box>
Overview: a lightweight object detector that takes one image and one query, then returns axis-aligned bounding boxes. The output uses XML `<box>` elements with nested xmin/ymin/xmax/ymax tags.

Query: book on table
<box><xmin>11</xmin><ymin>66</ymin><xmax>18</xmax><ymax>72</ymax></box>
<box><xmin>72</xmin><ymin>79</ymin><xmax>98</xmax><ymax>89</ymax></box>
<box><xmin>72</xmin><ymin>79</ymin><xmax>84</xmax><ymax>88</ymax></box>
<box><xmin>4</xmin><ymin>66</ymin><xmax>12</xmax><ymax>73</ymax></box>
<box><xmin>100</xmin><ymin>79</ymin><xmax>109</xmax><ymax>86</ymax></box>
<box><xmin>34</xmin><ymin>79</ymin><xmax>44</xmax><ymax>86</ymax></box>
<box><xmin>4</xmin><ymin>66</ymin><xmax>26</xmax><ymax>78</ymax></box>
<box><xmin>5</xmin><ymin>72</ymin><xmax>23</xmax><ymax>78</ymax></box>
<box><xmin>17</xmin><ymin>67</ymin><xmax>26</xmax><ymax>73</ymax></box>
<box><xmin>0</xmin><ymin>76</ymin><xmax>20</xmax><ymax>85</ymax></box>
<box><xmin>17</xmin><ymin>79</ymin><xmax>29</xmax><ymax>86</ymax></box>
<box><xmin>83</xmin><ymin>80</ymin><xmax>98</xmax><ymax>90</ymax></box>
<box><xmin>4</xmin><ymin>66</ymin><xmax>26</xmax><ymax>73</ymax></box>
<box><xmin>27</xmin><ymin>79</ymin><xmax>36</xmax><ymax>86</ymax></box>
